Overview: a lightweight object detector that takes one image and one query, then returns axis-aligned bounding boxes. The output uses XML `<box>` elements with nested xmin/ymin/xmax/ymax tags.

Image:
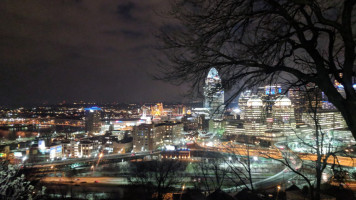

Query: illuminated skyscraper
<box><xmin>270</xmin><ymin>95</ymin><xmax>296</xmax><ymax>139</ymax></box>
<box><xmin>84</xmin><ymin>107</ymin><xmax>102</xmax><ymax>135</ymax></box>
<box><xmin>244</xmin><ymin>95</ymin><xmax>266</xmax><ymax>137</ymax></box>
<box><xmin>257</xmin><ymin>85</ymin><xmax>282</xmax><ymax>97</ymax></box>
<box><xmin>203</xmin><ymin>68</ymin><xmax>224</xmax><ymax>119</ymax></box>
<box><xmin>133</xmin><ymin>124</ymin><xmax>154</xmax><ymax>152</ymax></box>
<box><xmin>238</xmin><ymin>90</ymin><xmax>252</xmax><ymax>119</ymax></box>
<box><xmin>288</xmin><ymin>88</ymin><xmax>305</xmax><ymax>124</ymax></box>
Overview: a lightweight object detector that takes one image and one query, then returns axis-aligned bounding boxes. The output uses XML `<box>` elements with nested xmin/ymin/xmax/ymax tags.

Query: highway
<box><xmin>28</xmin><ymin>151</ymin><xmax>157</xmax><ymax>168</ymax></box>
<box><xmin>200</xmin><ymin>141</ymin><xmax>355</xmax><ymax>167</ymax></box>
<box><xmin>33</xmin><ymin>140</ymin><xmax>355</xmax><ymax>193</ymax></box>
<box><xmin>41</xmin><ymin>176</ymin><xmax>128</xmax><ymax>185</ymax></box>
<box><xmin>221</xmin><ymin>141</ymin><xmax>301</xmax><ymax>192</ymax></box>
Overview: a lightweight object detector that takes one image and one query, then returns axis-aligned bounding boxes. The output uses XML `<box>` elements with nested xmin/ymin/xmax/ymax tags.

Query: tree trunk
<box><xmin>320</xmin><ymin>81</ymin><xmax>356</xmax><ymax>139</ymax></box>
<box><xmin>332</xmin><ymin>100</ymin><xmax>356</xmax><ymax>139</ymax></box>
<box><xmin>315</xmin><ymin>170</ymin><xmax>321</xmax><ymax>200</ymax></box>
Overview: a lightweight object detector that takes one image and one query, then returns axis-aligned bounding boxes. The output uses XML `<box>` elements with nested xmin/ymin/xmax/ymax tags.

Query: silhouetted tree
<box><xmin>262</xmin><ymin>86</ymin><xmax>352</xmax><ymax>200</ymax></box>
<box><xmin>128</xmin><ymin>159</ymin><xmax>185</xmax><ymax>200</ymax></box>
<box><xmin>159</xmin><ymin>0</ymin><xmax>356</xmax><ymax>140</ymax></box>
<box><xmin>192</xmin><ymin>157</ymin><xmax>228</xmax><ymax>195</ymax></box>
<box><xmin>0</xmin><ymin>162</ymin><xmax>45</xmax><ymax>200</ymax></box>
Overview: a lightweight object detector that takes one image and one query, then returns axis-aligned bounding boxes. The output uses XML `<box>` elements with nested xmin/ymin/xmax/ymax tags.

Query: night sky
<box><xmin>0</xmin><ymin>0</ymin><xmax>187</xmax><ymax>106</ymax></box>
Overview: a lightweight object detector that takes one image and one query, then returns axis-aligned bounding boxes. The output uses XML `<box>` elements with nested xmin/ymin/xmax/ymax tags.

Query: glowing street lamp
<box><xmin>276</xmin><ymin>185</ymin><xmax>281</xmax><ymax>200</ymax></box>
<box><xmin>180</xmin><ymin>184</ymin><xmax>185</xmax><ymax>200</ymax></box>
<box><xmin>96</xmin><ymin>152</ymin><xmax>104</xmax><ymax>170</ymax></box>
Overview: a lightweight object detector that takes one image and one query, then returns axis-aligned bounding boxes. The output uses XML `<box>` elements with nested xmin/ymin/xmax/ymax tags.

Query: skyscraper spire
<box><xmin>203</xmin><ymin>68</ymin><xmax>224</xmax><ymax>119</ymax></box>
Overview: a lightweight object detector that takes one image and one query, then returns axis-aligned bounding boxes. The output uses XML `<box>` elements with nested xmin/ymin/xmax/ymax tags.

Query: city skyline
<box><xmin>1</xmin><ymin>1</ymin><xmax>355</xmax><ymax>200</ymax></box>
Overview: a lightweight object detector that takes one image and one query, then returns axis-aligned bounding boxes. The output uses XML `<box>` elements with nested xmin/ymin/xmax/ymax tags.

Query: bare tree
<box><xmin>262</xmin><ymin>86</ymin><xmax>351</xmax><ymax>200</ymax></box>
<box><xmin>222</xmin><ymin>141</ymin><xmax>255</xmax><ymax>191</ymax></box>
<box><xmin>158</xmin><ymin>0</ymin><xmax>356</xmax><ymax>140</ymax></box>
<box><xmin>192</xmin><ymin>156</ymin><xmax>228</xmax><ymax>195</ymax></box>
<box><xmin>0</xmin><ymin>162</ymin><xmax>45</xmax><ymax>200</ymax></box>
<box><xmin>128</xmin><ymin>159</ymin><xmax>185</xmax><ymax>200</ymax></box>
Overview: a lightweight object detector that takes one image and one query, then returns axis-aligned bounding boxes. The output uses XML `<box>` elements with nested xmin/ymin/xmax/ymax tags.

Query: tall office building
<box><xmin>203</xmin><ymin>68</ymin><xmax>224</xmax><ymax>119</ymax></box>
<box><xmin>132</xmin><ymin>122</ymin><xmax>183</xmax><ymax>152</ymax></box>
<box><xmin>258</xmin><ymin>85</ymin><xmax>282</xmax><ymax>118</ymax></box>
<box><xmin>133</xmin><ymin>124</ymin><xmax>154</xmax><ymax>152</ymax></box>
<box><xmin>239</xmin><ymin>87</ymin><xmax>296</xmax><ymax>143</ymax></box>
<box><xmin>243</xmin><ymin>96</ymin><xmax>266</xmax><ymax>137</ymax></box>
<box><xmin>154</xmin><ymin>122</ymin><xmax>184</xmax><ymax>147</ymax></box>
<box><xmin>257</xmin><ymin>85</ymin><xmax>282</xmax><ymax>96</ymax></box>
<box><xmin>238</xmin><ymin>90</ymin><xmax>252</xmax><ymax>118</ymax></box>
<box><xmin>288</xmin><ymin>88</ymin><xmax>305</xmax><ymax>124</ymax></box>
<box><xmin>84</xmin><ymin>107</ymin><xmax>102</xmax><ymax>135</ymax></box>
<box><xmin>272</xmin><ymin>96</ymin><xmax>295</xmax><ymax>127</ymax></box>
<box><xmin>302</xmin><ymin>111</ymin><xmax>346</xmax><ymax>132</ymax></box>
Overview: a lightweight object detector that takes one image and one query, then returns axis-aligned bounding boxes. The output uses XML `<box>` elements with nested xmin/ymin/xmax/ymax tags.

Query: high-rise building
<box><xmin>224</xmin><ymin>119</ymin><xmax>244</xmax><ymax>136</ymax></box>
<box><xmin>154</xmin><ymin>122</ymin><xmax>183</xmax><ymax>146</ymax></box>
<box><xmin>288</xmin><ymin>88</ymin><xmax>305</xmax><ymax>124</ymax></box>
<box><xmin>258</xmin><ymin>85</ymin><xmax>283</xmax><ymax>119</ymax></box>
<box><xmin>238</xmin><ymin>87</ymin><xmax>296</xmax><ymax>143</ymax></box>
<box><xmin>302</xmin><ymin>111</ymin><xmax>346</xmax><ymax>132</ymax></box>
<box><xmin>133</xmin><ymin>124</ymin><xmax>154</xmax><ymax>152</ymax></box>
<box><xmin>243</xmin><ymin>95</ymin><xmax>266</xmax><ymax>137</ymax></box>
<box><xmin>305</xmin><ymin>86</ymin><xmax>323</xmax><ymax>111</ymax></box>
<box><xmin>257</xmin><ymin>85</ymin><xmax>282</xmax><ymax>97</ymax></box>
<box><xmin>132</xmin><ymin>122</ymin><xmax>184</xmax><ymax>152</ymax></box>
<box><xmin>84</xmin><ymin>107</ymin><xmax>102</xmax><ymax>135</ymax></box>
<box><xmin>271</xmin><ymin>96</ymin><xmax>296</xmax><ymax>130</ymax></box>
<box><xmin>203</xmin><ymin>68</ymin><xmax>224</xmax><ymax>119</ymax></box>
<box><xmin>238</xmin><ymin>90</ymin><xmax>252</xmax><ymax>119</ymax></box>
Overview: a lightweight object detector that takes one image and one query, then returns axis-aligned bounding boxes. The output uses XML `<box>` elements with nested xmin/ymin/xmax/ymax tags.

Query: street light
<box><xmin>276</xmin><ymin>185</ymin><xmax>281</xmax><ymax>200</ymax></box>
<box><xmin>91</xmin><ymin>165</ymin><xmax>94</xmax><ymax>176</ymax></box>
<box><xmin>96</xmin><ymin>152</ymin><xmax>104</xmax><ymax>170</ymax></box>
<box><xmin>180</xmin><ymin>184</ymin><xmax>185</xmax><ymax>200</ymax></box>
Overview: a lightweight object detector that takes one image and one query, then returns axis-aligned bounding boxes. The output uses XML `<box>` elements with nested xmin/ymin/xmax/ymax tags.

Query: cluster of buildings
<box><xmin>0</xmin><ymin>68</ymin><xmax>352</xmax><ymax>164</ymax></box>
<box><xmin>190</xmin><ymin>68</ymin><xmax>348</xmax><ymax>146</ymax></box>
<box><xmin>0</xmin><ymin>103</ymin><xmax>186</xmax><ymax>163</ymax></box>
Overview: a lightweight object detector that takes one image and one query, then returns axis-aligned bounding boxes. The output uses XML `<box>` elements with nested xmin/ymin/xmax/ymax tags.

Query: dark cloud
<box><xmin>116</xmin><ymin>2</ymin><xmax>136</xmax><ymax>20</ymax></box>
<box><xmin>120</xmin><ymin>29</ymin><xmax>145</xmax><ymax>39</ymax></box>
<box><xmin>0</xmin><ymin>0</ymin><xmax>187</xmax><ymax>105</ymax></box>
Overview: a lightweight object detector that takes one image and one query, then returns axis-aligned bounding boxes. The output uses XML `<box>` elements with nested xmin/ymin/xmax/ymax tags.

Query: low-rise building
<box><xmin>62</xmin><ymin>140</ymin><xmax>79</xmax><ymax>158</ymax></box>
<box><xmin>49</xmin><ymin>144</ymin><xmax>62</xmax><ymax>160</ymax></box>
<box><xmin>78</xmin><ymin>141</ymin><xmax>95</xmax><ymax>158</ymax></box>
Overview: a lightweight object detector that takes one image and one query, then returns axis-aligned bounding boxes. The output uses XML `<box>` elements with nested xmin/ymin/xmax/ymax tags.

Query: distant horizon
<box><xmin>0</xmin><ymin>101</ymin><xmax>243</xmax><ymax>109</ymax></box>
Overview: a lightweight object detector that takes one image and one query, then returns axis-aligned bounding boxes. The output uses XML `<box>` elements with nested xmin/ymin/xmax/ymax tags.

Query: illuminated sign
<box><xmin>50</xmin><ymin>145</ymin><xmax>62</xmax><ymax>160</ymax></box>
<box><xmin>39</xmin><ymin>140</ymin><xmax>46</xmax><ymax>150</ymax></box>
<box><xmin>84</xmin><ymin>107</ymin><xmax>102</xmax><ymax>111</ymax></box>
<box><xmin>56</xmin><ymin>145</ymin><xmax>62</xmax><ymax>153</ymax></box>
<box><xmin>14</xmin><ymin>152</ymin><xmax>22</xmax><ymax>157</ymax></box>
<box><xmin>165</xmin><ymin>145</ymin><xmax>175</xmax><ymax>151</ymax></box>
<box><xmin>0</xmin><ymin>153</ymin><xmax>6</xmax><ymax>158</ymax></box>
